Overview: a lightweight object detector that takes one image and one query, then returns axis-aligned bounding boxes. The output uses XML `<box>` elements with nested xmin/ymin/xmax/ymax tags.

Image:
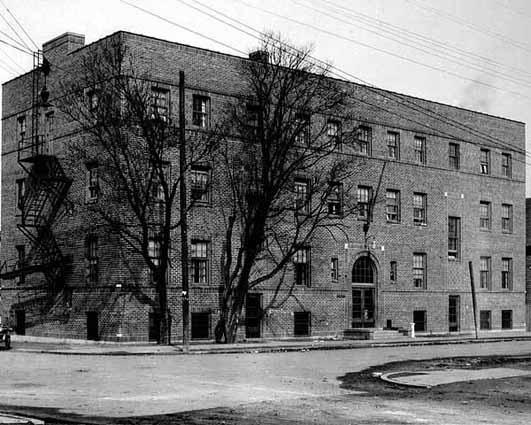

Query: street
<box><xmin>0</xmin><ymin>341</ymin><xmax>530</xmax><ymax>423</ymax></box>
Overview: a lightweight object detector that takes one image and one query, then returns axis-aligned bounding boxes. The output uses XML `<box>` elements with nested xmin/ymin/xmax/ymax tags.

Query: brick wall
<box><xmin>0</xmin><ymin>31</ymin><xmax>526</xmax><ymax>341</ymax></box>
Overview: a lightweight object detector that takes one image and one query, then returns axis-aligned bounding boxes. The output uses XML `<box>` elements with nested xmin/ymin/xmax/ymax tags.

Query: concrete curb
<box><xmin>11</xmin><ymin>335</ymin><xmax>531</xmax><ymax>356</ymax></box>
<box><xmin>0</xmin><ymin>413</ymin><xmax>44</xmax><ymax>424</ymax></box>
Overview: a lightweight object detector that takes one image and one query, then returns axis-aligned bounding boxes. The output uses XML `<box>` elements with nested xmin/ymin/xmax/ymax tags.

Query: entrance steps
<box><xmin>344</xmin><ymin>328</ymin><xmax>411</xmax><ymax>341</ymax></box>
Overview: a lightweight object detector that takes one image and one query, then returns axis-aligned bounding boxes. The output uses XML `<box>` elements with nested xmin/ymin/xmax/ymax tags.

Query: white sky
<box><xmin>1</xmin><ymin>0</ymin><xmax>531</xmax><ymax>193</ymax></box>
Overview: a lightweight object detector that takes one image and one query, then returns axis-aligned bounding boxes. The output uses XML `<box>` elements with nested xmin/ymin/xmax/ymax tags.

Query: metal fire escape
<box><xmin>0</xmin><ymin>51</ymin><xmax>72</xmax><ymax>290</ymax></box>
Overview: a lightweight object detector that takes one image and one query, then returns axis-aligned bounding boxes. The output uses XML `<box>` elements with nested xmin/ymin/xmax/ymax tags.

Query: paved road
<box><xmin>0</xmin><ymin>341</ymin><xmax>530</xmax><ymax>419</ymax></box>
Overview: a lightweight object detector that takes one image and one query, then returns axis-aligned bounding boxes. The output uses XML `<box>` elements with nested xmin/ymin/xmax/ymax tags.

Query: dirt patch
<box><xmin>338</xmin><ymin>354</ymin><xmax>531</xmax><ymax>413</ymax></box>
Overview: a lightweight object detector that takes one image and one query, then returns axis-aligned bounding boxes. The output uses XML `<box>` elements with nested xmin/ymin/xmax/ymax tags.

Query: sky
<box><xmin>1</xmin><ymin>0</ymin><xmax>531</xmax><ymax>193</ymax></box>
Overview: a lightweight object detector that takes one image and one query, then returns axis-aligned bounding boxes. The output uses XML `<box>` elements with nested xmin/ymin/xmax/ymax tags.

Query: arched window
<box><xmin>352</xmin><ymin>256</ymin><xmax>375</xmax><ymax>284</ymax></box>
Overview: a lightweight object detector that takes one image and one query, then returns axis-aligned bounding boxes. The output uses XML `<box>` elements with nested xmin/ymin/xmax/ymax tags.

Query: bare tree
<box><xmin>215</xmin><ymin>35</ymin><xmax>359</xmax><ymax>343</ymax></box>
<box><xmin>59</xmin><ymin>37</ymin><xmax>215</xmax><ymax>344</ymax></box>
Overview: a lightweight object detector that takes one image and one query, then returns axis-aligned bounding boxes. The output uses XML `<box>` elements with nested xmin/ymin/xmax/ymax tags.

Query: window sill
<box><xmin>386</xmin><ymin>220</ymin><xmax>400</xmax><ymax>225</ymax></box>
<box><xmin>479</xmin><ymin>228</ymin><xmax>491</xmax><ymax>232</ymax></box>
<box><xmin>501</xmin><ymin>230</ymin><xmax>513</xmax><ymax>235</ymax></box>
<box><xmin>413</xmin><ymin>222</ymin><xmax>427</xmax><ymax>226</ymax></box>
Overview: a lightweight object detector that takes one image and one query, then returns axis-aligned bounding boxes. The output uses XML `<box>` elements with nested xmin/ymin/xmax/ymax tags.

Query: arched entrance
<box><xmin>352</xmin><ymin>255</ymin><xmax>377</xmax><ymax>328</ymax></box>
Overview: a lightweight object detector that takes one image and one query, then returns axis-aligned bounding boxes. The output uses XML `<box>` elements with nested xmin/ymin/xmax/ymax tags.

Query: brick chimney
<box><xmin>43</xmin><ymin>32</ymin><xmax>85</xmax><ymax>63</ymax></box>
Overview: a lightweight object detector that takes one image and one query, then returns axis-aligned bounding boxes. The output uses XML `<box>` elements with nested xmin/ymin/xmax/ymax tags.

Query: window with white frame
<box><xmin>191</xmin><ymin>240</ymin><xmax>209</xmax><ymax>284</ymax></box>
<box><xmin>480</xmin><ymin>149</ymin><xmax>490</xmax><ymax>174</ymax></box>
<box><xmin>192</xmin><ymin>95</ymin><xmax>210</xmax><ymax>128</ymax></box>
<box><xmin>413</xmin><ymin>193</ymin><xmax>427</xmax><ymax>225</ymax></box>
<box><xmin>501</xmin><ymin>153</ymin><xmax>512</xmax><ymax>178</ymax></box>
<box><xmin>330</xmin><ymin>257</ymin><xmax>339</xmax><ymax>281</ymax></box>
<box><xmin>357</xmin><ymin>125</ymin><xmax>371</xmax><ymax>155</ymax></box>
<box><xmin>386</xmin><ymin>131</ymin><xmax>399</xmax><ymax>160</ymax></box>
<box><xmin>390</xmin><ymin>261</ymin><xmax>397</xmax><ymax>283</ymax></box>
<box><xmin>414</xmin><ymin>136</ymin><xmax>426</xmax><ymax>164</ymax></box>
<box><xmin>150</xmin><ymin>88</ymin><xmax>169</xmax><ymax>121</ymax></box>
<box><xmin>294</xmin><ymin>113</ymin><xmax>310</xmax><ymax>145</ymax></box>
<box><xmin>357</xmin><ymin>186</ymin><xmax>372</xmax><ymax>220</ymax></box>
<box><xmin>386</xmin><ymin>190</ymin><xmax>400</xmax><ymax>223</ymax></box>
<box><xmin>480</xmin><ymin>256</ymin><xmax>491</xmax><ymax>289</ymax></box>
<box><xmin>501</xmin><ymin>258</ymin><xmax>512</xmax><ymax>290</ymax></box>
<box><xmin>294</xmin><ymin>178</ymin><xmax>310</xmax><ymax>214</ymax></box>
<box><xmin>479</xmin><ymin>201</ymin><xmax>491</xmax><ymax>230</ymax></box>
<box><xmin>85</xmin><ymin>162</ymin><xmax>99</xmax><ymax>202</ymax></box>
<box><xmin>16</xmin><ymin>178</ymin><xmax>25</xmax><ymax>213</ymax></box>
<box><xmin>501</xmin><ymin>204</ymin><xmax>513</xmax><ymax>233</ymax></box>
<box><xmin>294</xmin><ymin>247</ymin><xmax>310</xmax><ymax>286</ymax></box>
<box><xmin>327</xmin><ymin>182</ymin><xmax>342</xmax><ymax>216</ymax></box>
<box><xmin>449</xmin><ymin>142</ymin><xmax>460</xmax><ymax>170</ymax></box>
<box><xmin>148</xmin><ymin>237</ymin><xmax>161</xmax><ymax>267</ymax></box>
<box><xmin>327</xmin><ymin>120</ymin><xmax>341</xmax><ymax>148</ymax></box>
<box><xmin>190</xmin><ymin>166</ymin><xmax>210</xmax><ymax>203</ymax></box>
<box><xmin>448</xmin><ymin>216</ymin><xmax>460</xmax><ymax>260</ymax></box>
<box><xmin>413</xmin><ymin>253</ymin><xmax>426</xmax><ymax>289</ymax></box>
<box><xmin>85</xmin><ymin>235</ymin><xmax>98</xmax><ymax>284</ymax></box>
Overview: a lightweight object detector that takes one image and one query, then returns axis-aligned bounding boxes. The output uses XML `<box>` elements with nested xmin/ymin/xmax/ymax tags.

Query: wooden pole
<box><xmin>468</xmin><ymin>261</ymin><xmax>478</xmax><ymax>339</ymax></box>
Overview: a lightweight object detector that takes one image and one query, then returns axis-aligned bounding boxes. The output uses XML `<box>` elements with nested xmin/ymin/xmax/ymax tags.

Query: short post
<box><xmin>410</xmin><ymin>322</ymin><xmax>416</xmax><ymax>338</ymax></box>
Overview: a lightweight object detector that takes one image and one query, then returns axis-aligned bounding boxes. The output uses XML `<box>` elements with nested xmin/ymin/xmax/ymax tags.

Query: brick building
<box><xmin>0</xmin><ymin>31</ymin><xmax>526</xmax><ymax>341</ymax></box>
<box><xmin>526</xmin><ymin>198</ymin><xmax>531</xmax><ymax>331</ymax></box>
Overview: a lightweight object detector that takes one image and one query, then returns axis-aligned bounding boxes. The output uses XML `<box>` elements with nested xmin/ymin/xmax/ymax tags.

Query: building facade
<box><xmin>0</xmin><ymin>31</ymin><xmax>526</xmax><ymax>341</ymax></box>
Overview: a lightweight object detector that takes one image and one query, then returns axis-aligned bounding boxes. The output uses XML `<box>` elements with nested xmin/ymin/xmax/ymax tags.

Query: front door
<box><xmin>449</xmin><ymin>295</ymin><xmax>460</xmax><ymax>332</ymax></box>
<box><xmin>15</xmin><ymin>310</ymin><xmax>25</xmax><ymax>335</ymax></box>
<box><xmin>352</xmin><ymin>288</ymin><xmax>375</xmax><ymax>328</ymax></box>
<box><xmin>86</xmin><ymin>311</ymin><xmax>99</xmax><ymax>340</ymax></box>
<box><xmin>245</xmin><ymin>293</ymin><xmax>262</xmax><ymax>338</ymax></box>
<box><xmin>149</xmin><ymin>312</ymin><xmax>161</xmax><ymax>342</ymax></box>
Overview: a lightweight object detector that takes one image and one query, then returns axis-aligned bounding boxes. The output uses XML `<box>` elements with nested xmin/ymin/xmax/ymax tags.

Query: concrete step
<box><xmin>344</xmin><ymin>328</ymin><xmax>412</xmax><ymax>341</ymax></box>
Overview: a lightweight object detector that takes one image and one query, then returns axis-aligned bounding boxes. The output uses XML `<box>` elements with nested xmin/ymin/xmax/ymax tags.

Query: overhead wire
<box><xmin>181</xmin><ymin>0</ymin><xmax>530</xmax><ymax>158</ymax></box>
<box><xmin>405</xmin><ymin>0</ymin><xmax>531</xmax><ymax>52</ymax></box>
<box><xmin>0</xmin><ymin>11</ymin><xmax>31</xmax><ymax>52</ymax></box>
<box><xmin>0</xmin><ymin>0</ymin><xmax>38</xmax><ymax>51</ymax></box>
<box><xmin>122</xmin><ymin>0</ymin><xmax>530</xmax><ymax>162</ymax></box>
<box><xmin>309</xmin><ymin>0</ymin><xmax>531</xmax><ymax>86</ymax></box>
<box><xmin>0</xmin><ymin>28</ymin><xmax>31</xmax><ymax>53</ymax></box>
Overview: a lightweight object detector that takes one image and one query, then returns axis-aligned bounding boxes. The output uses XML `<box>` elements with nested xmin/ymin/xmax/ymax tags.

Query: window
<box><xmin>294</xmin><ymin>179</ymin><xmax>310</xmax><ymax>214</ymax></box>
<box><xmin>191</xmin><ymin>241</ymin><xmax>209</xmax><ymax>284</ymax></box>
<box><xmin>413</xmin><ymin>310</ymin><xmax>427</xmax><ymax>332</ymax></box>
<box><xmin>413</xmin><ymin>253</ymin><xmax>426</xmax><ymax>289</ymax></box>
<box><xmin>413</xmin><ymin>193</ymin><xmax>427</xmax><ymax>225</ymax></box>
<box><xmin>357</xmin><ymin>125</ymin><xmax>371</xmax><ymax>155</ymax></box>
<box><xmin>85</xmin><ymin>236</ymin><xmax>98</xmax><ymax>284</ymax></box>
<box><xmin>501</xmin><ymin>204</ymin><xmax>513</xmax><ymax>233</ymax></box>
<box><xmin>357</xmin><ymin>186</ymin><xmax>372</xmax><ymax>220</ymax></box>
<box><xmin>85</xmin><ymin>163</ymin><xmax>99</xmax><ymax>202</ymax></box>
<box><xmin>16</xmin><ymin>245</ymin><xmax>25</xmax><ymax>270</ymax></box>
<box><xmin>190</xmin><ymin>166</ymin><xmax>210</xmax><ymax>204</ymax></box>
<box><xmin>16</xmin><ymin>178</ymin><xmax>25</xmax><ymax>213</ymax></box>
<box><xmin>448</xmin><ymin>143</ymin><xmax>460</xmax><ymax>170</ymax></box>
<box><xmin>448</xmin><ymin>216</ymin><xmax>461</xmax><ymax>260</ymax></box>
<box><xmin>385</xmin><ymin>190</ymin><xmax>400</xmax><ymax>223</ymax></box>
<box><xmin>246</xmin><ymin>104</ymin><xmax>260</xmax><ymax>139</ymax></box>
<box><xmin>87</xmin><ymin>90</ymin><xmax>98</xmax><ymax>112</ymax></box>
<box><xmin>501</xmin><ymin>258</ymin><xmax>512</xmax><ymax>290</ymax></box>
<box><xmin>479</xmin><ymin>201</ymin><xmax>491</xmax><ymax>230</ymax></box>
<box><xmin>327</xmin><ymin>182</ymin><xmax>342</xmax><ymax>216</ymax></box>
<box><xmin>386</xmin><ymin>131</ymin><xmax>399</xmax><ymax>160</ymax></box>
<box><xmin>480</xmin><ymin>310</ymin><xmax>491</xmax><ymax>330</ymax></box>
<box><xmin>501</xmin><ymin>153</ymin><xmax>512</xmax><ymax>178</ymax></box>
<box><xmin>294</xmin><ymin>311</ymin><xmax>311</xmax><ymax>336</ymax></box>
<box><xmin>414</xmin><ymin>136</ymin><xmax>426</xmax><ymax>164</ymax></box>
<box><xmin>480</xmin><ymin>256</ymin><xmax>491</xmax><ymax>290</ymax></box>
<box><xmin>294</xmin><ymin>247</ymin><xmax>310</xmax><ymax>287</ymax></box>
<box><xmin>150</xmin><ymin>88</ymin><xmax>169</xmax><ymax>121</ymax></box>
<box><xmin>389</xmin><ymin>261</ymin><xmax>397</xmax><ymax>283</ymax></box>
<box><xmin>17</xmin><ymin>115</ymin><xmax>26</xmax><ymax>139</ymax></box>
<box><xmin>501</xmin><ymin>310</ymin><xmax>512</xmax><ymax>329</ymax></box>
<box><xmin>294</xmin><ymin>113</ymin><xmax>310</xmax><ymax>145</ymax></box>
<box><xmin>192</xmin><ymin>95</ymin><xmax>209</xmax><ymax>128</ymax></box>
<box><xmin>330</xmin><ymin>257</ymin><xmax>339</xmax><ymax>281</ymax></box>
<box><xmin>327</xmin><ymin>120</ymin><xmax>341</xmax><ymax>148</ymax></box>
<box><xmin>480</xmin><ymin>149</ymin><xmax>490</xmax><ymax>174</ymax></box>
<box><xmin>148</xmin><ymin>237</ymin><xmax>161</xmax><ymax>267</ymax></box>
<box><xmin>44</xmin><ymin>111</ymin><xmax>54</xmax><ymax>142</ymax></box>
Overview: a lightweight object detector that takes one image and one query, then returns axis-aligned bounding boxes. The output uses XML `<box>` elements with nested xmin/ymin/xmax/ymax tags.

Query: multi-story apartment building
<box><xmin>0</xmin><ymin>31</ymin><xmax>526</xmax><ymax>341</ymax></box>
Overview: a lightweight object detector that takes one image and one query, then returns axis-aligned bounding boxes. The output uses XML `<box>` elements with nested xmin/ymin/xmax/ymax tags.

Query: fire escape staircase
<box><xmin>0</xmin><ymin>51</ymin><xmax>72</xmax><ymax>290</ymax></box>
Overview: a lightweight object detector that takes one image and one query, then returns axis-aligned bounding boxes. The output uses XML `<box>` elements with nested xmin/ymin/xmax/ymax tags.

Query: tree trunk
<box><xmin>155</xmin><ymin>269</ymin><xmax>169</xmax><ymax>345</ymax></box>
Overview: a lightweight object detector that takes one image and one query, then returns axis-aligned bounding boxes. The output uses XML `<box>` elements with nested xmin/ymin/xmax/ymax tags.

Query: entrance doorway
<box><xmin>449</xmin><ymin>295</ymin><xmax>460</xmax><ymax>332</ymax></box>
<box><xmin>148</xmin><ymin>312</ymin><xmax>161</xmax><ymax>342</ymax></box>
<box><xmin>86</xmin><ymin>311</ymin><xmax>99</xmax><ymax>340</ymax></box>
<box><xmin>15</xmin><ymin>310</ymin><xmax>25</xmax><ymax>335</ymax></box>
<box><xmin>352</xmin><ymin>256</ymin><xmax>377</xmax><ymax>328</ymax></box>
<box><xmin>245</xmin><ymin>293</ymin><xmax>262</xmax><ymax>338</ymax></box>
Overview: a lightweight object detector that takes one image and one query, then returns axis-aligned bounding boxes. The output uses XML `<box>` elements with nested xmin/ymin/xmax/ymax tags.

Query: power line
<box><xmin>313</xmin><ymin>0</ymin><xmax>531</xmax><ymax>84</ymax></box>
<box><xmin>0</xmin><ymin>11</ymin><xmax>30</xmax><ymax>52</ymax></box>
<box><xmin>0</xmin><ymin>45</ymin><xmax>26</xmax><ymax>73</ymax></box>
<box><xmin>405</xmin><ymin>0</ymin><xmax>531</xmax><ymax>52</ymax></box>
<box><xmin>119</xmin><ymin>0</ymin><xmax>247</xmax><ymax>56</ymax></box>
<box><xmin>0</xmin><ymin>0</ymin><xmax>38</xmax><ymax>51</ymax></box>
<box><xmin>0</xmin><ymin>28</ymin><xmax>32</xmax><ymax>53</ymax></box>
<box><xmin>235</xmin><ymin>0</ymin><xmax>531</xmax><ymax>101</ymax></box>
<box><xmin>0</xmin><ymin>36</ymin><xmax>33</xmax><ymax>55</ymax></box>
<box><xmin>175</xmin><ymin>0</ymin><xmax>529</xmax><ymax>158</ymax></box>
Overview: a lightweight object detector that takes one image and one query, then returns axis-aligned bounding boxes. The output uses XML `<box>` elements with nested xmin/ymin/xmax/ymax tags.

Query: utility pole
<box><xmin>468</xmin><ymin>261</ymin><xmax>478</xmax><ymax>339</ymax></box>
<box><xmin>179</xmin><ymin>70</ymin><xmax>190</xmax><ymax>351</ymax></box>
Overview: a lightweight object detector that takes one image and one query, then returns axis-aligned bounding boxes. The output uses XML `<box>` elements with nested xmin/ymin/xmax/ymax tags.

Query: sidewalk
<box><xmin>11</xmin><ymin>331</ymin><xmax>531</xmax><ymax>355</ymax></box>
